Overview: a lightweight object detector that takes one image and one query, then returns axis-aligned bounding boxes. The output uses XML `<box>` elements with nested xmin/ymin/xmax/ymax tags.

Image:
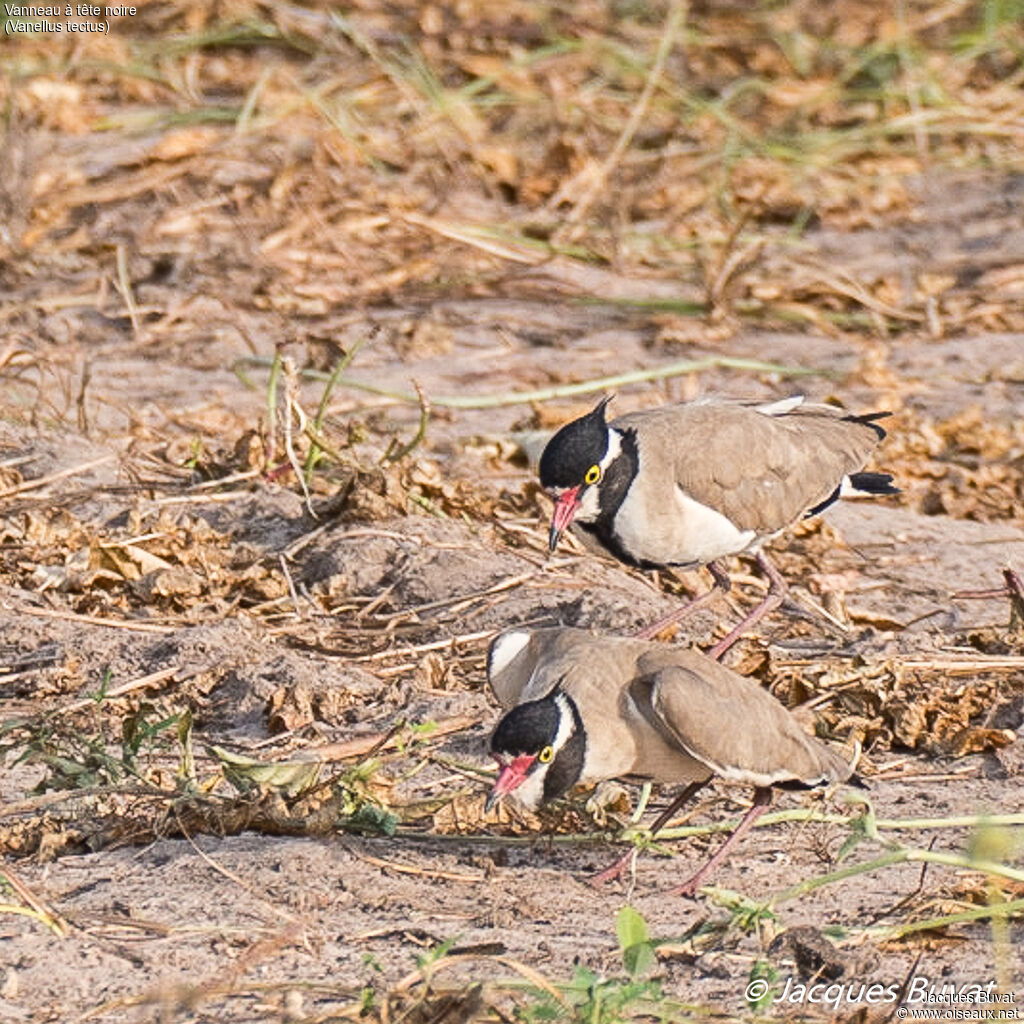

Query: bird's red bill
<box><xmin>548</xmin><ymin>487</ymin><xmax>581</xmax><ymax>552</ymax></box>
<box><xmin>485</xmin><ymin>753</ymin><xmax>536</xmax><ymax>811</ymax></box>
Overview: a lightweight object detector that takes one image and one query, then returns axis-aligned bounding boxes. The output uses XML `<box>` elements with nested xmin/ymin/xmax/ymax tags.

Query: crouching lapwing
<box><xmin>484</xmin><ymin>627</ymin><xmax>858</xmax><ymax>895</ymax></box>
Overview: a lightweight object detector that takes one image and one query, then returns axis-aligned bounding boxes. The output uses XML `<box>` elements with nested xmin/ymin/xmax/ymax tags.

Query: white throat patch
<box><xmin>509</xmin><ymin>766</ymin><xmax>546</xmax><ymax>811</ymax></box>
<box><xmin>551</xmin><ymin>692</ymin><xmax>576</xmax><ymax>753</ymax></box>
<box><xmin>509</xmin><ymin>691</ymin><xmax>576</xmax><ymax>811</ymax></box>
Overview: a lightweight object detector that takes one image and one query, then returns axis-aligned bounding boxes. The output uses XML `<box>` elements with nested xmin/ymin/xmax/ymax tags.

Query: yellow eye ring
<box><xmin>538</xmin><ymin>745</ymin><xmax>554</xmax><ymax>764</ymax></box>
<box><xmin>584</xmin><ymin>464</ymin><xmax>601</xmax><ymax>485</ymax></box>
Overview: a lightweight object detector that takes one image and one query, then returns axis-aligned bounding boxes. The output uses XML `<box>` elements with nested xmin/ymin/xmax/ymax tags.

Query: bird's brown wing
<box><xmin>614</xmin><ymin>402</ymin><xmax>886</xmax><ymax>534</ymax></box>
<box><xmin>635</xmin><ymin>651</ymin><xmax>853</xmax><ymax>787</ymax></box>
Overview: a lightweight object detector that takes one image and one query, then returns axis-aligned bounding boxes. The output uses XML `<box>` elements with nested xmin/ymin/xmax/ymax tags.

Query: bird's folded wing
<box><xmin>620</xmin><ymin>404</ymin><xmax>883</xmax><ymax>532</ymax></box>
<box><xmin>642</xmin><ymin>662</ymin><xmax>853</xmax><ymax>788</ymax></box>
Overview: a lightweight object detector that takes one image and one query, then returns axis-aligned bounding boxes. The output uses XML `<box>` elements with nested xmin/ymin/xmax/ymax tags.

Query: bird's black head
<box><xmin>490</xmin><ymin>695</ymin><xmax>561</xmax><ymax>758</ymax></box>
<box><xmin>539</xmin><ymin>397</ymin><xmax>612</xmax><ymax>490</ymax></box>
<box><xmin>486</xmin><ymin>690</ymin><xmax>586</xmax><ymax>811</ymax></box>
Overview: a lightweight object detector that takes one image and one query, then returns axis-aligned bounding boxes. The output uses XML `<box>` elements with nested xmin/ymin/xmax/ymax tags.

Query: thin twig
<box><xmin>279</xmin><ymin>554</ymin><xmax>302</xmax><ymax>619</ymax></box>
<box><xmin>174</xmin><ymin>810</ymin><xmax>303</xmax><ymax>926</ymax></box>
<box><xmin>12</xmin><ymin>605</ymin><xmax>177</xmax><ymax>634</ymax></box>
<box><xmin>348</xmin><ymin>629</ymin><xmax>497</xmax><ymax>663</ymax></box>
<box><xmin>115</xmin><ymin>244</ymin><xmax>141</xmax><ymax>339</ymax></box>
<box><xmin>297</xmin><ymin>713</ymin><xmax>479</xmax><ymax>763</ymax></box>
<box><xmin>0</xmin><ymin>454</ymin><xmax>115</xmax><ymax>499</ymax></box>
<box><xmin>0</xmin><ymin>867</ymin><xmax>70</xmax><ymax>937</ymax></box>
<box><xmin>556</xmin><ymin>0</ymin><xmax>688</xmax><ymax>240</ymax></box>
<box><xmin>282</xmin><ymin>356</ymin><xmax>316</xmax><ymax>516</ymax></box>
<box><xmin>265</xmin><ymin>350</ymin><xmax>282</xmax><ymax>465</ymax></box>
<box><xmin>381</xmin><ymin>379</ymin><xmax>431</xmax><ymax>463</ymax></box>
<box><xmin>76</xmin><ymin>359</ymin><xmax>92</xmax><ymax>437</ymax></box>
<box><xmin>53</xmin><ymin>665</ymin><xmax>194</xmax><ymax>716</ymax></box>
<box><xmin>340</xmin><ymin>843</ymin><xmax>484</xmax><ymax>884</ymax></box>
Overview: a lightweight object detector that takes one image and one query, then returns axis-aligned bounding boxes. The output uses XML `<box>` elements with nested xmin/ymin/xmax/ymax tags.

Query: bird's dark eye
<box><xmin>584</xmin><ymin>464</ymin><xmax>601</xmax><ymax>485</ymax></box>
<box><xmin>538</xmin><ymin>745</ymin><xmax>554</xmax><ymax>763</ymax></box>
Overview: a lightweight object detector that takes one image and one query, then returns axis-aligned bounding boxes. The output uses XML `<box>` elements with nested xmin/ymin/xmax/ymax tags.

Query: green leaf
<box><xmin>207</xmin><ymin>745</ymin><xmax>322</xmax><ymax>797</ymax></box>
<box><xmin>746</xmin><ymin>959</ymin><xmax>778</xmax><ymax>1011</ymax></box>
<box><xmin>615</xmin><ymin>905</ymin><xmax>656</xmax><ymax>978</ymax></box>
<box><xmin>615</xmin><ymin>905</ymin><xmax>648</xmax><ymax>950</ymax></box>
<box><xmin>344</xmin><ymin>804</ymin><xmax>398</xmax><ymax>836</ymax></box>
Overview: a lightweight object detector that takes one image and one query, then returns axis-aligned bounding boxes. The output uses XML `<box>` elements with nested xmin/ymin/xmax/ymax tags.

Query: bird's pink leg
<box><xmin>589</xmin><ymin>779</ymin><xmax>709</xmax><ymax>886</ymax></box>
<box><xmin>635</xmin><ymin>562</ymin><xmax>731</xmax><ymax>640</ymax></box>
<box><xmin>705</xmin><ymin>552</ymin><xmax>787</xmax><ymax>660</ymax></box>
<box><xmin>669</xmin><ymin>787</ymin><xmax>773</xmax><ymax>897</ymax></box>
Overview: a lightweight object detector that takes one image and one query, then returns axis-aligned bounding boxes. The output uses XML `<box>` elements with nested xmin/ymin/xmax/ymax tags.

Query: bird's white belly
<box><xmin>614</xmin><ymin>484</ymin><xmax>757</xmax><ymax>566</ymax></box>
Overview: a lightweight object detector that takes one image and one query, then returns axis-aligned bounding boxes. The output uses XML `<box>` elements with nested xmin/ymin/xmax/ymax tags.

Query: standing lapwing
<box><xmin>484</xmin><ymin>627</ymin><xmax>858</xmax><ymax>894</ymax></box>
<box><xmin>539</xmin><ymin>395</ymin><xmax>896</xmax><ymax>656</ymax></box>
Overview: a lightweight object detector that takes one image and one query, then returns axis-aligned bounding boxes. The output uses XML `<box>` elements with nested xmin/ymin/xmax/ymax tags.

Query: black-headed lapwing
<box><xmin>538</xmin><ymin>395</ymin><xmax>896</xmax><ymax>656</ymax></box>
<box><xmin>484</xmin><ymin>627</ymin><xmax>858</xmax><ymax>894</ymax></box>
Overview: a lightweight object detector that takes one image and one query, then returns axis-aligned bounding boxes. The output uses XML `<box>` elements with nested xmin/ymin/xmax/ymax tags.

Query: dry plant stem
<box><xmin>868</xmin><ymin>897</ymin><xmax>1024</xmax><ymax>942</ymax></box>
<box><xmin>670</xmin><ymin>787</ymin><xmax>773</xmax><ymax>896</ymax></box>
<box><xmin>76</xmin><ymin>358</ymin><xmax>91</xmax><ymax>436</ymax></box>
<box><xmin>953</xmin><ymin>568</ymin><xmax>1024</xmax><ymax>628</ymax></box>
<box><xmin>556</xmin><ymin>0</ymin><xmax>688</xmax><ymax>241</ymax></box>
<box><xmin>114</xmin><ymin>243</ymin><xmax>140</xmax><ymax>339</ymax></box>
<box><xmin>392</xmin><ymin>953</ymin><xmax>568</xmax><ymax>1007</ymax></box>
<box><xmin>12</xmin><ymin>604</ymin><xmax>176</xmax><ymax>634</ymax></box>
<box><xmin>634</xmin><ymin>561</ymin><xmax>731</xmax><ymax>640</ymax></box>
<box><xmin>282</xmin><ymin>356</ymin><xmax>315</xmax><ymax>515</ymax></box>
<box><xmin>0</xmin><ymin>454</ymin><xmax>115</xmax><ymax>498</ymax></box>
<box><xmin>0</xmin><ymin>783</ymin><xmax>164</xmax><ymax>819</ymax></box>
<box><xmin>52</xmin><ymin>664</ymin><xmax>190</xmax><ymax>716</ymax></box>
<box><xmin>347</xmin><ymin>628</ymin><xmax>496</xmax><ymax>663</ymax></box>
<box><xmin>244</xmin><ymin>354</ymin><xmax>817</xmax><ymax>409</ymax></box>
<box><xmin>706</xmin><ymin>552</ymin><xmax>787</xmax><ymax>659</ymax></box>
<box><xmin>340</xmin><ymin>843</ymin><xmax>484</xmax><ymax>884</ymax></box>
<box><xmin>265</xmin><ymin>350</ymin><xmax>282</xmax><ymax>464</ymax></box>
<box><xmin>175</xmin><ymin>810</ymin><xmax>303</xmax><ymax>927</ymax></box>
<box><xmin>773</xmin><ymin>846</ymin><xmax>1024</xmax><ymax>908</ymax></box>
<box><xmin>0</xmin><ymin>867</ymin><xmax>70</xmax><ymax>937</ymax></box>
<box><xmin>952</xmin><ymin>567</ymin><xmax>1024</xmax><ymax>600</ymax></box>
<box><xmin>298</xmin><ymin>713</ymin><xmax>478</xmax><ymax>763</ymax></box>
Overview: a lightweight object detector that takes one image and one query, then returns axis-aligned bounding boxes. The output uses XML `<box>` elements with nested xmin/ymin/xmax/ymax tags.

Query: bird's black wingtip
<box><xmin>848</xmin><ymin>471</ymin><xmax>900</xmax><ymax>496</ymax></box>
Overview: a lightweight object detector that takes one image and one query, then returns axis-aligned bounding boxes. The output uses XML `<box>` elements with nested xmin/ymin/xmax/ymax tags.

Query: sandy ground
<box><xmin>1</xmin><ymin>13</ymin><xmax>1024</xmax><ymax>1012</ymax></box>
<box><xmin>2</xmin><ymin>291</ymin><xmax>1023</xmax><ymax>1022</ymax></box>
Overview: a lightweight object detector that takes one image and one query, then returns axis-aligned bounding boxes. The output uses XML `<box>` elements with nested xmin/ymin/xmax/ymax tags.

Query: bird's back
<box><xmin>611</xmin><ymin>399</ymin><xmax>887</xmax><ymax>537</ymax></box>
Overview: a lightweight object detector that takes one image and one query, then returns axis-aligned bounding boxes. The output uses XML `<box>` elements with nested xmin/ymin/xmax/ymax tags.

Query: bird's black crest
<box><xmin>490</xmin><ymin>696</ymin><xmax>560</xmax><ymax>756</ymax></box>
<box><xmin>844</xmin><ymin>410</ymin><xmax>891</xmax><ymax>441</ymax></box>
<box><xmin>539</xmin><ymin>397</ymin><xmax>613</xmax><ymax>489</ymax></box>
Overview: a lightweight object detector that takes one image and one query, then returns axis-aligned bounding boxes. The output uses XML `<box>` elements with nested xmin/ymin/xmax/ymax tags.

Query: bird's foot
<box><xmin>667</xmin><ymin>869</ymin><xmax>709</xmax><ymax>898</ymax></box>
<box><xmin>588</xmin><ymin>850</ymin><xmax>635</xmax><ymax>888</ymax></box>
